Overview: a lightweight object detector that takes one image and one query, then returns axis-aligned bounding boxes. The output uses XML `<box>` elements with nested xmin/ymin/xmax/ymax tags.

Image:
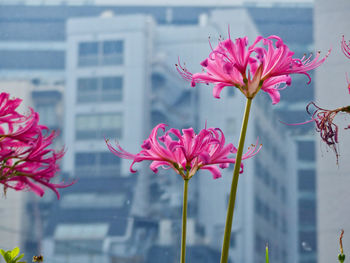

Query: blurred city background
<box><xmin>0</xmin><ymin>0</ymin><xmax>349</xmax><ymax>263</ymax></box>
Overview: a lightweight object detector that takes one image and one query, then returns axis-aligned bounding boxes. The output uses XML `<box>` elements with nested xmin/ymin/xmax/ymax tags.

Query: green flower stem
<box><xmin>266</xmin><ymin>244</ymin><xmax>269</xmax><ymax>263</ymax></box>
<box><xmin>220</xmin><ymin>98</ymin><xmax>252</xmax><ymax>263</ymax></box>
<box><xmin>339</xmin><ymin>230</ymin><xmax>346</xmax><ymax>263</ymax></box>
<box><xmin>180</xmin><ymin>178</ymin><xmax>189</xmax><ymax>263</ymax></box>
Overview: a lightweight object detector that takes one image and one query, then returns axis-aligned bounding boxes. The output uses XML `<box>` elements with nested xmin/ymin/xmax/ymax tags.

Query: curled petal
<box><xmin>149</xmin><ymin>161</ymin><xmax>172</xmax><ymax>174</ymax></box>
<box><xmin>213</xmin><ymin>83</ymin><xmax>228</xmax><ymax>99</ymax></box>
<box><xmin>201</xmin><ymin>165</ymin><xmax>222</xmax><ymax>179</ymax></box>
<box><xmin>341</xmin><ymin>35</ymin><xmax>350</xmax><ymax>59</ymax></box>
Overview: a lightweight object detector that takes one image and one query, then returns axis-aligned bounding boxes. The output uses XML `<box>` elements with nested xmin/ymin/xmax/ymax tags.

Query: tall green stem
<box><xmin>266</xmin><ymin>244</ymin><xmax>269</xmax><ymax>263</ymax></box>
<box><xmin>180</xmin><ymin>178</ymin><xmax>189</xmax><ymax>263</ymax></box>
<box><xmin>220</xmin><ymin>98</ymin><xmax>252</xmax><ymax>263</ymax></box>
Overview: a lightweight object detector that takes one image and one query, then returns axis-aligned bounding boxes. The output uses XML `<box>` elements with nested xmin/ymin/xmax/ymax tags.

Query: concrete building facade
<box><xmin>315</xmin><ymin>1</ymin><xmax>350</xmax><ymax>262</ymax></box>
<box><xmin>0</xmin><ymin>2</ymin><xmax>319</xmax><ymax>263</ymax></box>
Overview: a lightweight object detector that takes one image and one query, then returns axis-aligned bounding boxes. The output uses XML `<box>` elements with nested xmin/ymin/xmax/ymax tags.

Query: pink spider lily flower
<box><xmin>177</xmin><ymin>33</ymin><xmax>330</xmax><ymax>104</ymax></box>
<box><xmin>0</xmin><ymin>92</ymin><xmax>73</xmax><ymax>198</ymax></box>
<box><xmin>106</xmin><ymin>123</ymin><xmax>261</xmax><ymax>180</ymax></box>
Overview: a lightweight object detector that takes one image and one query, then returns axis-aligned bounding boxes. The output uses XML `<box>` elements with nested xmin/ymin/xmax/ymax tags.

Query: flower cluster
<box><xmin>106</xmin><ymin>123</ymin><xmax>260</xmax><ymax>179</ymax></box>
<box><xmin>177</xmin><ymin>34</ymin><xmax>329</xmax><ymax>104</ymax></box>
<box><xmin>0</xmin><ymin>92</ymin><xmax>71</xmax><ymax>198</ymax></box>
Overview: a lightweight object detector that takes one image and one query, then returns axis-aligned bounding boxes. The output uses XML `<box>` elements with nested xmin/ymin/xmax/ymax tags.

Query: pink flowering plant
<box><xmin>106</xmin><ymin>123</ymin><xmax>260</xmax><ymax>263</ymax></box>
<box><xmin>0</xmin><ymin>92</ymin><xmax>72</xmax><ymax>198</ymax></box>
<box><xmin>178</xmin><ymin>32</ymin><xmax>328</xmax><ymax>263</ymax></box>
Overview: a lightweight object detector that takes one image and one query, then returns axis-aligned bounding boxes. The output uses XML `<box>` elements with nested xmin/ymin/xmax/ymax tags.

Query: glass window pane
<box><xmin>79</xmin><ymin>42</ymin><xmax>98</xmax><ymax>56</ymax></box>
<box><xmin>75</xmin><ymin>153</ymin><xmax>97</xmax><ymax>166</ymax></box>
<box><xmin>102</xmin><ymin>40</ymin><xmax>123</xmax><ymax>65</ymax></box>
<box><xmin>101</xmin><ymin>77</ymin><xmax>123</xmax><ymax>101</ymax></box>
<box><xmin>76</xmin><ymin>115</ymin><xmax>98</xmax><ymax>130</ymax></box>
<box><xmin>103</xmin><ymin>40</ymin><xmax>123</xmax><ymax>54</ymax></box>
<box><xmin>299</xmin><ymin>231</ymin><xmax>317</xmax><ymax>254</ymax></box>
<box><xmin>100</xmin><ymin>114</ymin><xmax>122</xmax><ymax>129</ymax></box>
<box><xmin>78</xmin><ymin>42</ymin><xmax>99</xmax><ymax>67</ymax></box>
<box><xmin>298</xmin><ymin>141</ymin><xmax>315</xmax><ymax>161</ymax></box>
<box><xmin>36</xmin><ymin>104</ymin><xmax>57</xmax><ymax>127</ymax></box>
<box><xmin>100</xmin><ymin>152</ymin><xmax>120</xmax><ymax>166</ymax></box>
<box><xmin>77</xmin><ymin>78</ymin><xmax>98</xmax><ymax>103</ymax></box>
<box><xmin>299</xmin><ymin>199</ymin><xmax>316</xmax><ymax>225</ymax></box>
<box><xmin>298</xmin><ymin>170</ymin><xmax>316</xmax><ymax>191</ymax></box>
<box><xmin>76</xmin><ymin>115</ymin><xmax>99</xmax><ymax>139</ymax></box>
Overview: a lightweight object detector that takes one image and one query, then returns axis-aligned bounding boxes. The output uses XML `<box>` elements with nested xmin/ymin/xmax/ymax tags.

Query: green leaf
<box><xmin>4</xmin><ymin>251</ymin><xmax>12</xmax><ymax>263</ymax></box>
<box><xmin>15</xmin><ymin>254</ymin><xmax>24</xmax><ymax>262</ymax></box>
<box><xmin>0</xmin><ymin>249</ymin><xmax>6</xmax><ymax>258</ymax></box>
<box><xmin>10</xmin><ymin>248</ymin><xmax>20</xmax><ymax>258</ymax></box>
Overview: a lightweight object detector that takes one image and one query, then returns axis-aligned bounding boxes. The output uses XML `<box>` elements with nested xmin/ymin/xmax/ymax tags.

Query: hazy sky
<box><xmin>0</xmin><ymin>0</ymin><xmax>313</xmax><ymax>7</ymax></box>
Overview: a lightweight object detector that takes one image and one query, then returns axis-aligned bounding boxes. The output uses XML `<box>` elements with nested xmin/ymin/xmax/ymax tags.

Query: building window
<box><xmin>101</xmin><ymin>77</ymin><xmax>123</xmax><ymax>101</ymax></box>
<box><xmin>298</xmin><ymin>199</ymin><xmax>316</xmax><ymax>225</ymax></box>
<box><xmin>102</xmin><ymin>40</ymin><xmax>124</xmax><ymax>65</ymax></box>
<box><xmin>78</xmin><ymin>41</ymin><xmax>99</xmax><ymax>66</ymax></box>
<box><xmin>78</xmin><ymin>40</ymin><xmax>123</xmax><ymax>67</ymax></box>
<box><xmin>36</xmin><ymin>103</ymin><xmax>58</xmax><ymax>128</ymax></box>
<box><xmin>255</xmin><ymin>196</ymin><xmax>262</xmax><ymax>215</ymax></box>
<box><xmin>77</xmin><ymin>78</ymin><xmax>98</xmax><ymax>103</ymax></box>
<box><xmin>54</xmin><ymin>223</ymin><xmax>107</xmax><ymax>253</ymax></box>
<box><xmin>75</xmin><ymin>151</ymin><xmax>120</xmax><ymax>177</ymax></box>
<box><xmin>60</xmin><ymin>193</ymin><xmax>126</xmax><ymax>208</ymax></box>
<box><xmin>297</xmin><ymin>140</ymin><xmax>315</xmax><ymax>161</ymax></box>
<box><xmin>299</xmin><ymin>231</ymin><xmax>317</xmax><ymax>254</ymax></box>
<box><xmin>298</xmin><ymin>170</ymin><xmax>316</xmax><ymax>191</ymax></box>
<box><xmin>280</xmin><ymin>186</ymin><xmax>287</xmax><ymax>203</ymax></box>
<box><xmin>77</xmin><ymin>76</ymin><xmax>123</xmax><ymax>103</ymax></box>
<box><xmin>75</xmin><ymin>113</ymin><xmax>122</xmax><ymax>140</ymax></box>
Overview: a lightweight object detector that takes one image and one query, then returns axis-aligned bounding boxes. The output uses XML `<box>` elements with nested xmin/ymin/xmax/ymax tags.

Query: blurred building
<box><xmin>314</xmin><ymin>1</ymin><xmax>350</xmax><ymax>263</ymax></box>
<box><xmin>0</xmin><ymin>1</ymin><xmax>317</xmax><ymax>263</ymax></box>
<box><xmin>247</xmin><ymin>7</ymin><xmax>319</xmax><ymax>263</ymax></box>
<box><xmin>36</xmin><ymin>10</ymin><xmax>298</xmax><ymax>263</ymax></box>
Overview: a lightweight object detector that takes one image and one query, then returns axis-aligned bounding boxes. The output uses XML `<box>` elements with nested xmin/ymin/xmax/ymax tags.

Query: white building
<box><xmin>0</xmin><ymin>2</ymin><xmax>312</xmax><ymax>262</ymax></box>
<box><xmin>43</xmin><ymin>10</ymin><xmax>299</xmax><ymax>263</ymax></box>
<box><xmin>315</xmin><ymin>1</ymin><xmax>350</xmax><ymax>262</ymax></box>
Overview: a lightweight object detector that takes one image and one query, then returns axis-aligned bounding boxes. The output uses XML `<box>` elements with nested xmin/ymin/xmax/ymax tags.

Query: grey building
<box><xmin>0</xmin><ymin>2</ymin><xmax>316</xmax><ymax>263</ymax></box>
<box><xmin>315</xmin><ymin>1</ymin><xmax>350</xmax><ymax>263</ymax></box>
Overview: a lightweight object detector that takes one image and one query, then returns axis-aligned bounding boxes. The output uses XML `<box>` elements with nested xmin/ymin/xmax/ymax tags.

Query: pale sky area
<box><xmin>0</xmin><ymin>0</ymin><xmax>313</xmax><ymax>6</ymax></box>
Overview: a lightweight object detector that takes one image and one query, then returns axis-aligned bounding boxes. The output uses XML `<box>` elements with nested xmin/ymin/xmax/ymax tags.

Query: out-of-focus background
<box><xmin>0</xmin><ymin>0</ymin><xmax>349</xmax><ymax>262</ymax></box>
